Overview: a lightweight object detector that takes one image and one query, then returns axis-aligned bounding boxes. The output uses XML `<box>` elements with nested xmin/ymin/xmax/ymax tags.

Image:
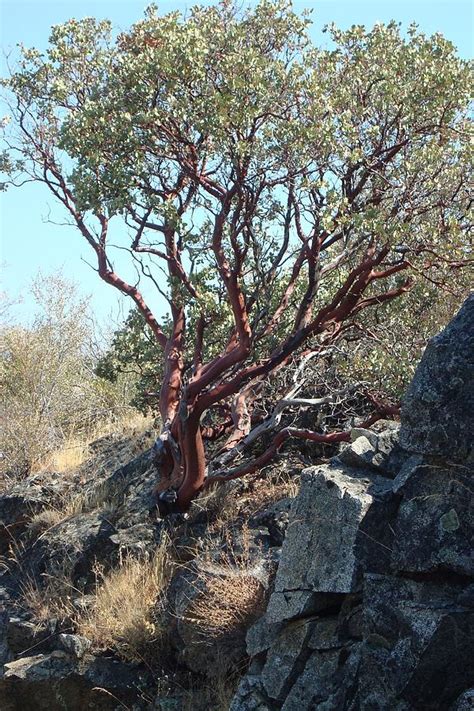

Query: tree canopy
<box><xmin>1</xmin><ymin>0</ymin><xmax>472</xmax><ymax>510</ymax></box>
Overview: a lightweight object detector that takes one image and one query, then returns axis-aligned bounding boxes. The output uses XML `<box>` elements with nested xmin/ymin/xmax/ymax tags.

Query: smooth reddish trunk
<box><xmin>176</xmin><ymin>413</ymin><xmax>207</xmax><ymax>510</ymax></box>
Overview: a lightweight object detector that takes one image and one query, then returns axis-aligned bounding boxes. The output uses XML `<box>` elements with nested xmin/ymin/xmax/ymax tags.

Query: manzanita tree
<box><xmin>1</xmin><ymin>1</ymin><xmax>472</xmax><ymax>510</ymax></box>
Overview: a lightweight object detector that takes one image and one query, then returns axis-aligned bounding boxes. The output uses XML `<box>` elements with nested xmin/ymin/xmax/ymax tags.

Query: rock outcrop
<box><xmin>231</xmin><ymin>294</ymin><xmax>474</xmax><ymax>711</ymax></box>
<box><xmin>0</xmin><ymin>439</ymin><xmax>162</xmax><ymax>709</ymax></box>
<box><xmin>0</xmin><ymin>652</ymin><xmax>152</xmax><ymax>711</ymax></box>
<box><xmin>1</xmin><ymin>296</ymin><xmax>472</xmax><ymax>709</ymax></box>
<box><xmin>400</xmin><ymin>294</ymin><xmax>474</xmax><ymax>463</ymax></box>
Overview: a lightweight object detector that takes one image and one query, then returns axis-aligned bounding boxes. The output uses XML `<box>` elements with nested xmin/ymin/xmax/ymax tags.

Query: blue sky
<box><xmin>1</xmin><ymin>0</ymin><xmax>472</xmax><ymax>326</ymax></box>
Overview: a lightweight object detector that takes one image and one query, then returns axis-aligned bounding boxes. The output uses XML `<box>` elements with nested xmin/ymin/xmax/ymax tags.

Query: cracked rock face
<box><xmin>400</xmin><ymin>293</ymin><xmax>474</xmax><ymax>463</ymax></box>
<box><xmin>266</xmin><ymin>463</ymin><xmax>396</xmax><ymax>624</ymax></box>
<box><xmin>231</xmin><ymin>295</ymin><xmax>474</xmax><ymax>711</ymax></box>
<box><xmin>391</xmin><ymin>461</ymin><xmax>474</xmax><ymax>578</ymax></box>
<box><xmin>361</xmin><ymin>574</ymin><xmax>474</xmax><ymax>711</ymax></box>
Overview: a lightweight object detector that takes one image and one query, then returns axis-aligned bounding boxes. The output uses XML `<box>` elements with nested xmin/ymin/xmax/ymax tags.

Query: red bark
<box><xmin>203</xmin><ymin>403</ymin><xmax>400</xmax><ymax>488</ymax></box>
<box><xmin>27</xmin><ymin>127</ymin><xmax>452</xmax><ymax>513</ymax></box>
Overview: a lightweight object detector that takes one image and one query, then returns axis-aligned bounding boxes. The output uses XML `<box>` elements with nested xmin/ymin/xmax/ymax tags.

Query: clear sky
<box><xmin>1</xmin><ymin>0</ymin><xmax>472</xmax><ymax>326</ymax></box>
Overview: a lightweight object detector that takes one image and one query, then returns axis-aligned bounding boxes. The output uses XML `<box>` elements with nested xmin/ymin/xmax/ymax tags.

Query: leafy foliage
<box><xmin>1</xmin><ymin>2</ymin><xmax>472</xmax><ymax>505</ymax></box>
<box><xmin>96</xmin><ymin>309</ymin><xmax>164</xmax><ymax>413</ymax></box>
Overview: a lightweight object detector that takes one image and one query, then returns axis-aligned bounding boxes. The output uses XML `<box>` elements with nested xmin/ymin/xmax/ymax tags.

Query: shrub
<box><xmin>0</xmin><ymin>273</ymin><xmax>137</xmax><ymax>479</ymax></box>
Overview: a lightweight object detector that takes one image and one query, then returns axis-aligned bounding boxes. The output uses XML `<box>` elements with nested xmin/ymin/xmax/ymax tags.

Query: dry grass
<box><xmin>76</xmin><ymin>538</ymin><xmax>173</xmax><ymax>663</ymax></box>
<box><xmin>27</xmin><ymin>491</ymin><xmax>116</xmax><ymax>541</ymax></box>
<box><xmin>49</xmin><ymin>412</ymin><xmax>155</xmax><ymax>474</ymax></box>
<box><xmin>181</xmin><ymin>670</ymin><xmax>242</xmax><ymax>711</ymax></box>
<box><xmin>22</xmin><ymin>540</ymin><xmax>174</xmax><ymax>662</ymax></box>
<box><xmin>235</xmin><ymin>476</ymin><xmax>300</xmax><ymax>519</ymax></box>
<box><xmin>185</xmin><ymin>570</ymin><xmax>265</xmax><ymax>642</ymax></box>
<box><xmin>20</xmin><ymin>536</ymin><xmax>174</xmax><ymax>669</ymax></box>
<box><xmin>181</xmin><ymin>524</ymin><xmax>266</xmax><ymax>671</ymax></box>
<box><xmin>21</xmin><ymin>569</ymin><xmax>79</xmax><ymax>623</ymax></box>
<box><xmin>27</xmin><ymin>508</ymin><xmax>68</xmax><ymax>538</ymax></box>
<box><xmin>189</xmin><ymin>481</ymin><xmax>240</xmax><ymax>524</ymax></box>
<box><xmin>189</xmin><ymin>464</ymin><xmax>301</xmax><ymax>535</ymax></box>
<box><xmin>25</xmin><ymin>412</ymin><xmax>155</xmax><ymax>539</ymax></box>
<box><xmin>50</xmin><ymin>437</ymin><xmax>90</xmax><ymax>473</ymax></box>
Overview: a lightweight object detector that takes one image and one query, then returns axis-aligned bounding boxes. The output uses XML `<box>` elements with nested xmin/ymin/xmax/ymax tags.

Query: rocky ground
<box><xmin>0</xmin><ymin>294</ymin><xmax>472</xmax><ymax>710</ymax></box>
<box><xmin>0</xmin><ymin>418</ymin><xmax>302</xmax><ymax>709</ymax></box>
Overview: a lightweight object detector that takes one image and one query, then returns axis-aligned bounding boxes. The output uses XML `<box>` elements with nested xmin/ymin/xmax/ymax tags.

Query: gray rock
<box><xmin>281</xmin><ymin>648</ymin><xmax>340</xmax><ymax>711</ymax></box>
<box><xmin>0</xmin><ymin>472</ymin><xmax>72</xmax><ymax>555</ymax></box>
<box><xmin>350</xmin><ymin>428</ymin><xmax>379</xmax><ymax>447</ymax></box>
<box><xmin>89</xmin><ymin>450</ymin><xmax>158</xmax><ymax>528</ymax></box>
<box><xmin>265</xmin><ymin>589</ymin><xmax>342</xmax><ymax>625</ymax></box>
<box><xmin>450</xmin><ymin>689</ymin><xmax>474</xmax><ymax>711</ymax></box>
<box><xmin>261</xmin><ymin>620</ymin><xmax>314</xmax><ymax>701</ymax></box>
<box><xmin>282</xmin><ymin>642</ymin><xmax>361</xmax><ymax>711</ymax></box>
<box><xmin>0</xmin><ymin>652</ymin><xmax>152</xmax><ymax>710</ymax></box>
<box><xmin>154</xmin><ymin>698</ymin><xmax>185</xmax><ymax>711</ymax></box>
<box><xmin>338</xmin><ymin>436</ymin><xmax>378</xmax><ymax>469</ymax></box>
<box><xmin>246</xmin><ymin>617</ymin><xmax>284</xmax><ymax>657</ymax></box>
<box><xmin>231</xmin><ymin>301</ymin><xmax>474</xmax><ymax>711</ymax></box>
<box><xmin>58</xmin><ymin>633</ymin><xmax>91</xmax><ymax>659</ymax></box>
<box><xmin>28</xmin><ymin>510</ymin><xmax>117</xmax><ymax>589</ymax></box>
<box><xmin>392</xmin><ymin>454</ymin><xmax>424</xmax><ymax>493</ymax></box>
<box><xmin>341</xmin><ymin>428</ymin><xmax>403</xmax><ymax>475</ymax></box>
<box><xmin>249</xmin><ymin>498</ymin><xmax>292</xmax><ymax>547</ymax></box>
<box><xmin>108</xmin><ymin>522</ymin><xmax>160</xmax><ymax>556</ymax></box>
<box><xmin>266</xmin><ymin>464</ymin><xmax>396</xmax><ymax>622</ymax></box>
<box><xmin>361</xmin><ymin>574</ymin><xmax>474</xmax><ymax>710</ymax></box>
<box><xmin>0</xmin><ymin>608</ymin><xmax>12</xmax><ymax>665</ymax></box>
<box><xmin>6</xmin><ymin>618</ymin><xmax>54</xmax><ymax>656</ymax></box>
<box><xmin>229</xmin><ymin>674</ymin><xmax>273</xmax><ymax>711</ymax></box>
<box><xmin>400</xmin><ymin>294</ymin><xmax>474</xmax><ymax>463</ymax></box>
<box><xmin>391</xmin><ymin>462</ymin><xmax>474</xmax><ymax>577</ymax></box>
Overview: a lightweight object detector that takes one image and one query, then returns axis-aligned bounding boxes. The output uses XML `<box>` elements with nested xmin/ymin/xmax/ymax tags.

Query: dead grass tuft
<box><xmin>27</xmin><ymin>508</ymin><xmax>66</xmax><ymax>538</ymax></box>
<box><xmin>189</xmin><ymin>464</ymin><xmax>301</xmax><ymax>537</ymax></box>
<box><xmin>21</xmin><ymin>534</ymin><xmax>174</xmax><ymax>665</ymax></box>
<box><xmin>21</xmin><ymin>569</ymin><xmax>79</xmax><ymax>623</ymax></box>
<box><xmin>76</xmin><ymin>538</ymin><xmax>173</xmax><ymax>663</ymax></box>
<box><xmin>189</xmin><ymin>481</ymin><xmax>240</xmax><ymax>524</ymax></box>
<box><xmin>182</xmin><ymin>524</ymin><xmax>266</xmax><ymax>669</ymax></box>
<box><xmin>50</xmin><ymin>437</ymin><xmax>90</xmax><ymax>473</ymax></box>
<box><xmin>186</xmin><ymin>571</ymin><xmax>265</xmax><ymax>641</ymax></box>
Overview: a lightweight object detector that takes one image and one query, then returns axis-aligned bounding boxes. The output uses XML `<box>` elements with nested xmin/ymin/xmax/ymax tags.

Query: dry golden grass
<box><xmin>182</xmin><ymin>524</ymin><xmax>266</xmax><ymax>660</ymax></box>
<box><xmin>21</xmin><ymin>569</ymin><xmax>79</xmax><ymax>623</ymax></box>
<box><xmin>50</xmin><ymin>437</ymin><xmax>90</xmax><ymax>473</ymax></box>
<box><xmin>27</xmin><ymin>508</ymin><xmax>68</xmax><ymax>538</ymax></box>
<box><xmin>76</xmin><ymin>538</ymin><xmax>173</xmax><ymax>662</ymax></box>
<box><xmin>24</xmin><ymin>412</ymin><xmax>155</xmax><ymax>540</ymax></box>
<box><xmin>185</xmin><ymin>571</ymin><xmax>265</xmax><ymax>641</ymax></box>
<box><xmin>49</xmin><ymin>412</ymin><xmax>155</xmax><ymax>474</ymax></box>
<box><xmin>20</xmin><ymin>536</ymin><xmax>173</xmax><ymax>665</ymax></box>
